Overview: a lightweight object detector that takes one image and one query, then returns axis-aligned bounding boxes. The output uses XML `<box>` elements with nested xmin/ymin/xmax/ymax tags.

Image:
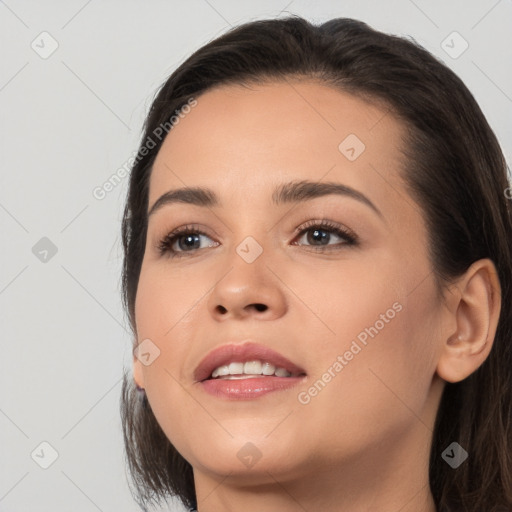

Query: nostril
<box><xmin>215</xmin><ymin>303</ymin><xmax>267</xmax><ymax>314</ymax></box>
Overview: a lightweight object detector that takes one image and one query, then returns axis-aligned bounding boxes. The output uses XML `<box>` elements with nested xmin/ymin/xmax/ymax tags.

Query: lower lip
<box><xmin>200</xmin><ymin>375</ymin><xmax>306</xmax><ymax>400</ymax></box>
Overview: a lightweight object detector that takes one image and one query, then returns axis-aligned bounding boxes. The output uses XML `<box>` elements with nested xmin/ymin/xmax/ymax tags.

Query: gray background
<box><xmin>1</xmin><ymin>1</ymin><xmax>511</xmax><ymax>511</ymax></box>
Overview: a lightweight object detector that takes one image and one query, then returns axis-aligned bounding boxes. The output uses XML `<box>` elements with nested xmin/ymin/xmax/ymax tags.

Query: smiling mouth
<box><xmin>194</xmin><ymin>341</ymin><xmax>307</xmax><ymax>399</ymax></box>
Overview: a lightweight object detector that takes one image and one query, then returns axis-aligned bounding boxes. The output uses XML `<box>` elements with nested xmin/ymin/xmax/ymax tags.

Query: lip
<box><xmin>200</xmin><ymin>375</ymin><xmax>306</xmax><ymax>400</ymax></box>
<box><xmin>193</xmin><ymin>341</ymin><xmax>306</xmax><ymax>384</ymax></box>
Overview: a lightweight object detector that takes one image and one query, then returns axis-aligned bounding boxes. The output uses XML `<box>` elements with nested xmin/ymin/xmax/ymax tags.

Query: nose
<box><xmin>207</xmin><ymin>244</ymin><xmax>288</xmax><ymax>321</ymax></box>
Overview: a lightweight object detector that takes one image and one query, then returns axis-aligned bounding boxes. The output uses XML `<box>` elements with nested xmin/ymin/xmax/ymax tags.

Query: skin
<box><xmin>133</xmin><ymin>80</ymin><xmax>501</xmax><ymax>512</ymax></box>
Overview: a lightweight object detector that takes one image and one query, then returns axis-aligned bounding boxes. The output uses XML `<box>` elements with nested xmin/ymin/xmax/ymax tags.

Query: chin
<box><xmin>184</xmin><ymin>434</ymin><xmax>304</xmax><ymax>478</ymax></box>
<box><xmin>192</xmin><ymin>450</ymin><xmax>306</xmax><ymax>485</ymax></box>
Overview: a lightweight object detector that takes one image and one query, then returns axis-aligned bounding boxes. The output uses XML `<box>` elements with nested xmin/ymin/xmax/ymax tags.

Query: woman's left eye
<box><xmin>292</xmin><ymin>221</ymin><xmax>358</xmax><ymax>249</ymax></box>
<box><xmin>157</xmin><ymin>220</ymin><xmax>358</xmax><ymax>258</ymax></box>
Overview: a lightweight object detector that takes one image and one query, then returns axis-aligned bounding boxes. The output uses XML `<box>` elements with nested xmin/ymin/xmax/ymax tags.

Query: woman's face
<box><xmin>133</xmin><ymin>81</ymin><xmax>446</xmax><ymax>488</ymax></box>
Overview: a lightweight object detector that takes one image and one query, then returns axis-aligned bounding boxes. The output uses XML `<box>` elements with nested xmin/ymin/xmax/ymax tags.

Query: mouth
<box><xmin>194</xmin><ymin>342</ymin><xmax>307</xmax><ymax>400</ymax></box>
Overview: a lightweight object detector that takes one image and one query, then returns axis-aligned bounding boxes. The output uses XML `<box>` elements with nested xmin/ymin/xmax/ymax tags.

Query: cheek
<box><xmin>135</xmin><ymin>261</ymin><xmax>206</xmax><ymax>339</ymax></box>
<box><xmin>133</xmin><ymin>261</ymin><xmax>213</xmax><ymax>448</ymax></box>
<box><xmin>294</xmin><ymin>269</ymin><xmax>439</xmax><ymax>448</ymax></box>
<box><xmin>288</xmin><ymin>251</ymin><xmax>439</xmax><ymax>429</ymax></box>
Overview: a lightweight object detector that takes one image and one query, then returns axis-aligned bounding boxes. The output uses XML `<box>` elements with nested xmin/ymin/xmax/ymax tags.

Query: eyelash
<box><xmin>156</xmin><ymin>219</ymin><xmax>358</xmax><ymax>258</ymax></box>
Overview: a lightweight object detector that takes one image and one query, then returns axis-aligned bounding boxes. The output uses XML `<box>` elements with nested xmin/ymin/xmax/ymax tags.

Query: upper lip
<box><xmin>194</xmin><ymin>342</ymin><xmax>306</xmax><ymax>382</ymax></box>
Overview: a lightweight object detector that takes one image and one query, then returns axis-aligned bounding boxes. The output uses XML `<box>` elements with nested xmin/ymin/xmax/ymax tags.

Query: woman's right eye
<box><xmin>157</xmin><ymin>227</ymin><xmax>218</xmax><ymax>257</ymax></box>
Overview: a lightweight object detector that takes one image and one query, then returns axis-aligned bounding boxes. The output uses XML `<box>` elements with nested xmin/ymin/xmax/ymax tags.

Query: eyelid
<box><xmin>154</xmin><ymin>222</ymin><xmax>215</xmax><ymax>243</ymax></box>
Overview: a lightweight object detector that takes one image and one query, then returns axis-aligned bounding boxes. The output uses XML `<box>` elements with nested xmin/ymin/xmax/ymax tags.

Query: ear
<box><xmin>133</xmin><ymin>343</ymin><xmax>145</xmax><ymax>389</ymax></box>
<box><xmin>436</xmin><ymin>258</ymin><xmax>501</xmax><ymax>383</ymax></box>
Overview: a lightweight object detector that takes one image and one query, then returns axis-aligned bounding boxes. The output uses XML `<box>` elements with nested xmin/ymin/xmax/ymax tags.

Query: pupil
<box><xmin>309</xmin><ymin>229</ymin><xmax>329</xmax><ymax>245</ymax></box>
<box><xmin>180</xmin><ymin>234</ymin><xmax>200</xmax><ymax>250</ymax></box>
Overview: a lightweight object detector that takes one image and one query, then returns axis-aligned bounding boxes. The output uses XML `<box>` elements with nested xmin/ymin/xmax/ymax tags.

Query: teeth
<box><xmin>228</xmin><ymin>362</ymin><xmax>244</xmax><ymax>374</ymax></box>
<box><xmin>244</xmin><ymin>361</ymin><xmax>262</xmax><ymax>374</ymax></box>
<box><xmin>211</xmin><ymin>365</ymin><xmax>229</xmax><ymax>378</ymax></box>
<box><xmin>275</xmin><ymin>367</ymin><xmax>292</xmax><ymax>377</ymax></box>
<box><xmin>210</xmin><ymin>360</ymin><xmax>293</xmax><ymax>379</ymax></box>
<box><xmin>262</xmin><ymin>362</ymin><xmax>276</xmax><ymax>375</ymax></box>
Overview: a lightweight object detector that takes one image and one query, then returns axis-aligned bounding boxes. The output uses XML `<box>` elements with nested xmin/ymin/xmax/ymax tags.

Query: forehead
<box><xmin>149</xmin><ymin>80</ymin><xmax>409</xmax><ymax>220</ymax></box>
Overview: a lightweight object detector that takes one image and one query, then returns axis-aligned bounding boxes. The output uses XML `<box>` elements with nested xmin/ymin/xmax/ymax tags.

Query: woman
<box><xmin>120</xmin><ymin>15</ymin><xmax>512</xmax><ymax>512</ymax></box>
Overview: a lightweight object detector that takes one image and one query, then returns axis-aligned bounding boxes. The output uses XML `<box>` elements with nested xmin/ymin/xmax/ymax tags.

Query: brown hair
<box><xmin>119</xmin><ymin>15</ymin><xmax>512</xmax><ymax>511</ymax></box>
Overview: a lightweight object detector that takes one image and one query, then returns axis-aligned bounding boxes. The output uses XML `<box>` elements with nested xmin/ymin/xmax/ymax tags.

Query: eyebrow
<box><xmin>148</xmin><ymin>180</ymin><xmax>384</xmax><ymax>220</ymax></box>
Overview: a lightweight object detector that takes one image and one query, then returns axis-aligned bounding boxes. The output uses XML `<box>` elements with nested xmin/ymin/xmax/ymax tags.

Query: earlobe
<box><xmin>436</xmin><ymin>259</ymin><xmax>501</xmax><ymax>384</ymax></box>
<box><xmin>133</xmin><ymin>353</ymin><xmax>145</xmax><ymax>389</ymax></box>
